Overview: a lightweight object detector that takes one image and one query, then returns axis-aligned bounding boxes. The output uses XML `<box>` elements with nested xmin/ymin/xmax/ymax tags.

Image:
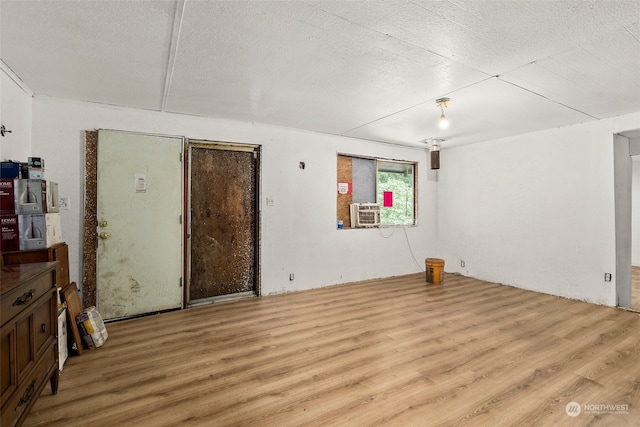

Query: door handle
<box><xmin>99</xmin><ymin>232</ymin><xmax>111</xmax><ymax>239</ymax></box>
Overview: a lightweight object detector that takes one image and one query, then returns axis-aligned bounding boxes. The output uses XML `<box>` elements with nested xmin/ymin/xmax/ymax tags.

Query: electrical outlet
<box><xmin>460</xmin><ymin>260</ymin><xmax>465</xmax><ymax>268</ymax></box>
<box><xmin>289</xmin><ymin>273</ymin><xmax>295</xmax><ymax>281</ymax></box>
<box><xmin>59</xmin><ymin>197</ymin><xmax>70</xmax><ymax>210</ymax></box>
<box><xmin>604</xmin><ymin>273</ymin><xmax>612</xmax><ymax>282</ymax></box>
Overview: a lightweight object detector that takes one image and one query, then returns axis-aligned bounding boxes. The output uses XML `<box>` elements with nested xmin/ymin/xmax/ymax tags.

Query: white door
<box><xmin>96</xmin><ymin>130</ymin><xmax>183</xmax><ymax>319</ymax></box>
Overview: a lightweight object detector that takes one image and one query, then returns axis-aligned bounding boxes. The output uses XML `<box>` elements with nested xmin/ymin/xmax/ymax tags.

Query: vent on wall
<box><xmin>350</xmin><ymin>203</ymin><xmax>381</xmax><ymax>227</ymax></box>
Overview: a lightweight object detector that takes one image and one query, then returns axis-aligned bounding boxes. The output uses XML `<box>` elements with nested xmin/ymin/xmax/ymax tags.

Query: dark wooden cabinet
<box><xmin>1</xmin><ymin>243</ymin><xmax>69</xmax><ymax>289</ymax></box>
<box><xmin>1</xmin><ymin>262</ymin><xmax>59</xmax><ymax>427</ymax></box>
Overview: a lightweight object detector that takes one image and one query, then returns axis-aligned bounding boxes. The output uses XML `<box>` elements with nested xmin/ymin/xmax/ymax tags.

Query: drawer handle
<box><xmin>15</xmin><ymin>380</ymin><xmax>36</xmax><ymax>410</ymax></box>
<box><xmin>12</xmin><ymin>289</ymin><xmax>36</xmax><ymax>306</ymax></box>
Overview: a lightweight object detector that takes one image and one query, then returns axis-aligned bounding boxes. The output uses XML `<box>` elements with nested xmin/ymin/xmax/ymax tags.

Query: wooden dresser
<box><xmin>1</xmin><ymin>262</ymin><xmax>59</xmax><ymax>427</ymax></box>
<box><xmin>1</xmin><ymin>242</ymin><xmax>70</xmax><ymax>289</ymax></box>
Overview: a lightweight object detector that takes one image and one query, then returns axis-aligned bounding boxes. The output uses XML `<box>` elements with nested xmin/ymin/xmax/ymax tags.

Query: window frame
<box><xmin>337</xmin><ymin>153</ymin><xmax>417</xmax><ymax>228</ymax></box>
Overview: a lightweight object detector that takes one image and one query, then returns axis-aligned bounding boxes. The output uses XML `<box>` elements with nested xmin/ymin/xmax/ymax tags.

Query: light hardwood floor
<box><xmin>632</xmin><ymin>266</ymin><xmax>640</xmax><ymax>312</ymax></box>
<box><xmin>26</xmin><ymin>273</ymin><xmax>640</xmax><ymax>426</ymax></box>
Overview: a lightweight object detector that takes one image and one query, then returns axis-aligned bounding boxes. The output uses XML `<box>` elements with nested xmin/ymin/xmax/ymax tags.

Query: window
<box><xmin>337</xmin><ymin>155</ymin><xmax>416</xmax><ymax>228</ymax></box>
<box><xmin>377</xmin><ymin>161</ymin><xmax>414</xmax><ymax>226</ymax></box>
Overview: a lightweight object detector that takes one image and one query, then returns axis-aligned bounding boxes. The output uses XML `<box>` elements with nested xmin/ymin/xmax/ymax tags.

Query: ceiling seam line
<box><xmin>0</xmin><ymin>60</ymin><xmax>34</xmax><ymax>97</ymax></box>
<box><xmin>161</xmin><ymin>0</ymin><xmax>186</xmax><ymax>112</ymax></box>
<box><xmin>339</xmin><ymin>75</ymin><xmax>497</xmax><ymax>136</ymax></box>
<box><xmin>498</xmin><ymin>78</ymin><xmax>599</xmax><ymax>119</ymax></box>
<box><xmin>308</xmin><ymin>2</ymin><xmax>491</xmax><ymax>77</ymax></box>
<box><xmin>537</xmin><ymin>55</ymin><xmax>626</xmax><ymax>95</ymax></box>
<box><xmin>625</xmin><ymin>24</ymin><xmax>640</xmax><ymax>43</ymax></box>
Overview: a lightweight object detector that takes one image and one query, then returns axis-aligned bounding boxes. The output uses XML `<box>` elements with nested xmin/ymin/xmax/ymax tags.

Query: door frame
<box><xmin>83</xmin><ymin>130</ymin><xmax>99</xmax><ymax>309</ymax></box>
<box><xmin>617</xmin><ymin>129</ymin><xmax>640</xmax><ymax>311</ymax></box>
<box><xmin>84</xmin><ymin>132</ymin><xmax>261</xmax><ymax>311</ymax></box>
<box><xmin>184</xmin><ymin>139</ymin><xmax>261</xmax><ymax>306</ymax></box>
<box><xmin>83</xmin><ymin>129</ymin><xmax>186</xmax><ymax>312</ymax></box>
<box><xmin>613</xmin><ymin>133</ymin><xmax>631</xmax><ymax>309</ymax></box>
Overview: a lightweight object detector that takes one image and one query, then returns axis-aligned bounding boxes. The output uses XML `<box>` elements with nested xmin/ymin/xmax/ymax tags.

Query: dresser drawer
<box><xmin>1</xmin><ymin>344</ymin><xmax>56</xmax><ymax>427</ymax></box>
<box><xmin>1</xmin><ymin>262</ymin><xmax>59</xmax><ymax>427</ymax></box>
<box><xmin>1</xmin><ymin>271</ymin><xmax>54</xmax><ymax>325</ymax></box>
<box><xmin>36</xmin><ymin>299</ymin><xmax>56</xmax><ymax>363</ymax></box>
<box><xmin>0</xmin><ymin>326</ymin><xmax>16</xmax><ymax>407</ymax></box>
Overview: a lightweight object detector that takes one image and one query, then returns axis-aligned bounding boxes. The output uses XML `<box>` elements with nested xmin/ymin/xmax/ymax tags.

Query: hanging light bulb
<box><xmin>436</xmin><ymin>97</ymin><xmax>450</xmax><ymax>129</ymax></box>
<box><xmin>439</xmin><ymin>112</ymin><xmax>449</xmax><ymax>129</ymax></box>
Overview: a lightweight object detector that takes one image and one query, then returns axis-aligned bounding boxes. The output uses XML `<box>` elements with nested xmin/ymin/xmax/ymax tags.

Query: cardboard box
<box><xmin>17</xmin><ymin>213</ymin><xmax>62</xmax><ymax>250</ymax></box>
<box><xmin>20</xmin><ymin>164</ymin><xmax>29</xmax><ymax>179</ymax></box>
<box><xmin>58</xmin><ymin>308</ymin><xmax>68</xmax><ymax>371</ymax></box>
<box><xmin>46</xmin><ymin>181</ymin><xmax>59</xmax><ymax>213</ymax></box>
<box><xmin>45</xmin><ymin>213</ymin><xmax>63</xmax><ymax>246</ymax></box>
<box><xmin>14</xmin><ymin>179</ymin><xmax>47</xmax><ymax>214</ymax></box>
<box><xmin>18</xmin><ymin>213</ymin><xmax>47</xmax><ymax>250</ymax></box>
<box><xmin>0</xmin><ymin>179</ymin><xmax>17</xmax><ymax>216</ymax></box>
<box><xmin>28</xmin><ymin>157</ymin><xmax>44</xmax><ymax>168</ymax></box>
<box><xmin>25</xmin><ymin>167</ymin><xmax>45</xmax><ymax>180</ymax></box>
<box><xmin>1</xmin><ymin>162</ymin><xmax>21</xmax><ymax>178</ymax></box>
<box><xmin>0</xmin><ymin>215</ymin><xmax>20</xmax><ymax>251</ymax></box>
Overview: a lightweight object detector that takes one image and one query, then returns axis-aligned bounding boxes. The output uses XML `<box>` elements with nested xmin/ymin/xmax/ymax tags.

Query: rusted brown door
<box><xmin>188</xmin><ymin>142</ymin><xmax>258</xmax><ymax>303</ymax></box>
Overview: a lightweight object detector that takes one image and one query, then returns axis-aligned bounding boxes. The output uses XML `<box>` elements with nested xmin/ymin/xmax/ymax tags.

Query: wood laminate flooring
<box><xmin>25</xmin><ymin>273</ymin><xmax>640</xmax><ymax>426</ymax></box>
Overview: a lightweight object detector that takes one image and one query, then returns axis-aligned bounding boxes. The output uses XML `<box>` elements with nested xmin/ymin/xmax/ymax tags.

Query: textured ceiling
<box><xmin>1</xmin><ymin>0</ymin><xmax>639</xmax><ymax>148</ymax></box>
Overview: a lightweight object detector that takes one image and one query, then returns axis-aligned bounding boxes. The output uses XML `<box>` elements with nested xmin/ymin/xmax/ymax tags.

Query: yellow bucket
<box><xmin>425</xmin><ymin>258</ymin><xmax>445</xmax><ymax>284</ymax></box>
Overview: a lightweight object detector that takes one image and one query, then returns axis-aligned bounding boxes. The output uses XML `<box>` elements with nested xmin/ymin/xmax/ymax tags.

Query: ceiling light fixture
<box><xmin>421</xmin><ymin>138</ymin><xmax>445</xmax><ymax>170</ymax></box>
<box><xmin>436</xmin><ymin>97</ymin><xmax>450</xmax><ymax>129</ymax></box>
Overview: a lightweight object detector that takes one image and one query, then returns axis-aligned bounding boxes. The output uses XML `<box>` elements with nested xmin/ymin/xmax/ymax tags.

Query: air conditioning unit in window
<box><xmin>350</xmin><ymin>203</ymin><xmax>381</xmax><ymax>228</ymax></box>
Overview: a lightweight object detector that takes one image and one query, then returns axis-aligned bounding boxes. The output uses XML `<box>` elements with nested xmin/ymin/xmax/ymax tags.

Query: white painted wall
<box><xmin>21</xmin><ymin>92</ymin><xmax>640</xmax><ymax>306</ymax></box>
<box><xmin>632</xmin><ymin>159</ymin><xmax>640</xmax><ymax>266</ymax></box>
<box><xmin>0</xmin><ymin>67</ymin><xmax>32</xmax><ymax>161</ymax></box>
<box><xmin>32</xmin><ymin>97</ymin><xmax>437</xmax><ymax>295</ymax></box>
<box><xmin>438</xmin><ymin>112</ymin><xmax>640</xmax><ymax>306</ymax></box>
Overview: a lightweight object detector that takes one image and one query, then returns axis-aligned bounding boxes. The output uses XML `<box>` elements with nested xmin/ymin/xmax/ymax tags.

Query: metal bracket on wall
<box><xmin>1</xmin><ymin>124</ymin><xmax>12</xmax><ymax>137</ymax></box>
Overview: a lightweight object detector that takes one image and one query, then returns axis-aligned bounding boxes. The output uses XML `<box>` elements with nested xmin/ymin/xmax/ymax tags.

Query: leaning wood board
<box><xmin>61</xmin><ymin>282</ymin><xmax>83</xmax><ymax>355</ymax></box>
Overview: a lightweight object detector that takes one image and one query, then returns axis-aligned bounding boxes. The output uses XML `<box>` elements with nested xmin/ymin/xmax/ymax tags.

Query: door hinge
<box><xmin>179</xmin><ymin>214</ymin><xmax>182</xmax><ymax>224</ymax></box>
<box><xmin>180</xmin><ymin>152</ymin><xmax>183</xmax><ymax>162</ymax></box>
<box><xmin>179</xmin><ymin>277</ymin><xmax>183</xmax><ymax>287</ymax></box>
